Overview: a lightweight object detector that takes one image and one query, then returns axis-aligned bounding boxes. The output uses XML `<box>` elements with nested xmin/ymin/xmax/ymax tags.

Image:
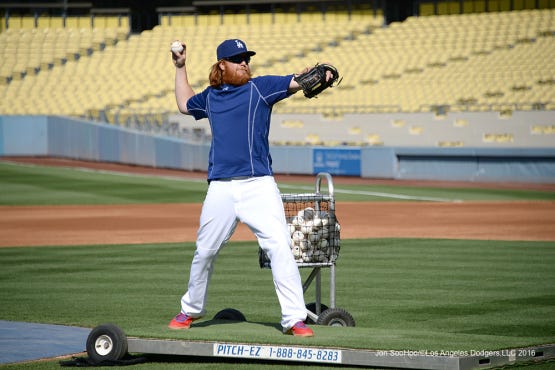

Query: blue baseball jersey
<box><xmin>187</xmin><ymin>75</ymin><xmax>294</xmax><ymax>181</ymax></box>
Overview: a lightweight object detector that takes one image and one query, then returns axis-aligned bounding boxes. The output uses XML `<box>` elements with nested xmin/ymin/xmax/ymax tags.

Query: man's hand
<box><xmin>171</xmin><ymin>41</ymin><xmax>186</xmax><ymax>68</ymax></box>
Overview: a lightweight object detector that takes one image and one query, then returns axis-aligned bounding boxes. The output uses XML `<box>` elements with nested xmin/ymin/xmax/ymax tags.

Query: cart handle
<box><xmin>315</xmin><ymin>172</ymin><xmax>334</xmax><ymax>197</ymax></box>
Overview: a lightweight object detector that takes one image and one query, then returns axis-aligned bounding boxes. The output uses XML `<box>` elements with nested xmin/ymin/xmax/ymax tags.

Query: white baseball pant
<box><xmin>179</xmin><ymin>176</ymin><xmax>307</xmax><ymax>330</ymax></box>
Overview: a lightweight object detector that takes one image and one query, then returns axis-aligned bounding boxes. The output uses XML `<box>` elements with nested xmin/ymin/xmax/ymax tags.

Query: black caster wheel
<box><xmin>316</xmin><ymin>308</ymin><xmax>356</xmax><ymax>327</ymax></box>
<box><xmin>305</xmin><ymin>302</ymin><xmax>329</xmax><ymax>324</ymax></box>
<box><xmin>86</xmin><ymin>323</ymin><xmax>128</xmax><ymax>364</ymax></box>
<box><xmin>213</xmin><ymin>308</ymin><xmax>247</xmax><ymax>322</ymax></box>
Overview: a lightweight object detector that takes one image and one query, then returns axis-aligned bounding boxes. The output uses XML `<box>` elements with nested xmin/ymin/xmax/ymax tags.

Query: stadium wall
<box><xmin>1</xmin><ymin>115</ymin><xmax>554</xmax><ymax>183</ymax></box>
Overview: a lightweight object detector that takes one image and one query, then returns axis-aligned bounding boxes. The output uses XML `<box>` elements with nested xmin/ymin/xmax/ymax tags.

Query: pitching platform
<box><xmin>87</xmin><ymin>323</ymin><xmax>554</xmax><ymax>369</ymax></box>
<box><xmin>126</xmin><ymin>338</ymin><xmax>554</xmax><ymax>369</ymax></box>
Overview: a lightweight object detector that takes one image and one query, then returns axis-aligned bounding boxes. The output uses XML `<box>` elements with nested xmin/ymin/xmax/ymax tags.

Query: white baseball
<box><xmin>318</xmin><ymin>227</ymin><xmax>329</xmax><ymax>239</ymax></box>
<box><xmin>308</xmin><ymin>231</ymin><xmax>320</xmax><ymax>243</ymax></box>
<box><xmin>292</xmin><ymin>230</ymin><xmax>304</xmax><ymax>242</ymax></box>
<box><xmin>288</xmin><ymin>224</ymin><xmax>296</xmax><ymax>235</ymax></box>
<box><xmin>313</xmin><ymin>250</ymin><xmax>325</xmax><ymax>262</ymax></box>
<box><xmin>299</xmin><ymin>239</ymin><xmax>311</xmax><ymax>252</ymax></box>
<box><xmin>319</xmin><ymin>239</ymin><xmax>328</xmax><ymax>249</ymax></box>
<box><xmin>291</xmin><ymin>216</ymin><xmax>304</xmax><ymax>226</ymax></box>
<box><xmin>301</xmin><ymin>251</ymin><xmax>313</xmax><ymax>262</ymax></box>
<box><xmin>300</xmin><ymin>220</ymin><xmax>313</xmax><ymax>234</ymax></box>
<box><xmin>292</xmin><ymin>245</ymin><xmax>302</xmax><ymax>258</ymax></box>
<box><xmin>171</xmin><ymin>41</ymin><xmax>184</xmax><ymax>53</ymax></box>
<box><xmin>312</xmin><ymin>217</ymin><xmax>322</xmax><ymax>227</ymax></box>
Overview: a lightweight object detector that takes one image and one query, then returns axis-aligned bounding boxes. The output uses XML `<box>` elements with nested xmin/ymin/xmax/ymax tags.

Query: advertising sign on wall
<box><xmin>313</xmin><ymin>148</ymin><xmax>361</xmax><ymax>176</ymax></box>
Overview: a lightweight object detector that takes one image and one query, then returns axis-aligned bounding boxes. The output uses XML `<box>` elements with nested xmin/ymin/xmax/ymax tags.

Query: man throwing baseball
<box><xmin>169</xmin><ymin>38</ymin><xmax>338</xmax><ymax>337</ymax></box>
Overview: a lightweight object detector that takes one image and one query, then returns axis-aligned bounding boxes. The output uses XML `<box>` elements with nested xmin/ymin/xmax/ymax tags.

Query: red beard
<box><xmin>222</xmin><ymin>68</ymin><xmax>251</xmax><ymax>86</ymax></box>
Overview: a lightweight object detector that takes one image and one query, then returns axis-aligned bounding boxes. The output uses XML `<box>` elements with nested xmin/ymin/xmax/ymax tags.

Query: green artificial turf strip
<box><xmin>1</xmin><ymin>239</ymin><xmax>553</xmax><ymax>354</ymax></box>
<box><xmin>1</xmin><ymin>161</ymin><xmax>554</xmax><ymax>205</ymax></box>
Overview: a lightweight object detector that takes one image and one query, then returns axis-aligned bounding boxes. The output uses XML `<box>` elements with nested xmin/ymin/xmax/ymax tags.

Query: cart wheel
<box><xmin>213</xmin><ymin>308</ymin><xmax>247</xmax><ymax>322</ymax></box>
<box><xmin>316</xmin><ymin>308</ymin><xmax>356</xmax><ymax>327</ymax></box>
<box><xmin>305</xmin><ymin>302</ymin><xmax>329</xmax><ymax>324</ymax></box>
<box><xmin>86</xmin><ymin>323</ymin><xmax>128</xmax><ymax>364</ymax></box>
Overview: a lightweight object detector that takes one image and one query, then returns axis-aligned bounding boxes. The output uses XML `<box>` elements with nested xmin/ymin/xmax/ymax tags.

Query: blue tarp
<box><xmin>0</xmin><ymin>320</ymin><xmax>91</xmax><ymax>364</ymax></box>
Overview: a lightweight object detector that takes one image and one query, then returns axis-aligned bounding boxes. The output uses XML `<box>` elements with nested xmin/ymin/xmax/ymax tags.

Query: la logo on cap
<box><xmin>217</xmin><ymin>39</ymin><xmax>256</xmax><ymax>60</ymax></box>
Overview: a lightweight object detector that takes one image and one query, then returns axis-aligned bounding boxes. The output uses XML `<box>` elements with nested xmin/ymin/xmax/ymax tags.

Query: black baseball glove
<box><xmin>294</xmin><ymin>63</ymin><xmax>341</xmax><ymax>98</ymax></box>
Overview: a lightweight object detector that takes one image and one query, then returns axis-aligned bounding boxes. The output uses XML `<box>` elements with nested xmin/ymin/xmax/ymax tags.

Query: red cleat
<box><xmin>168</xmin><ymin>313</ymin><xmax>198</xmax><ymax>329</ymax></box>
<box><xmin>284</xmin><ymin>321</ymin><xmax>314</xmax><ymax>337</ymax></box>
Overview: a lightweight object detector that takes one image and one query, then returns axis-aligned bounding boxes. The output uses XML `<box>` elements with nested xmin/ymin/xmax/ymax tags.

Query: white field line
<box><xmin>278</xmin><ymin>184</ymin><xmax>463</xmax><ymax>203</ymax></box>
<box><xmin>4</xmin><ymin>161</ymin><xmax>462</xmax><ymax>202</ymax></box>
<box><xmin>3</xmin><ymin>161</ymin><xmax>207</xmax><ymax>183</ymax></box>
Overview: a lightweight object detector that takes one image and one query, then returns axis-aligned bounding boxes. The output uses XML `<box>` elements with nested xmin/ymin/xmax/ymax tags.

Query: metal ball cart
<box><xmin>259</xmin><ymin>172</ymin><xmax>355</xmax><ymax>327</ymax></box>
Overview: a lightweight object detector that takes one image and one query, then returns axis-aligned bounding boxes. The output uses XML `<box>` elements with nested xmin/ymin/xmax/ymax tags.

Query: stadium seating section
<box><xmin>0</xmin><ymin>8</ymin><xmax>553</xmax><ymax>146</ymax></box>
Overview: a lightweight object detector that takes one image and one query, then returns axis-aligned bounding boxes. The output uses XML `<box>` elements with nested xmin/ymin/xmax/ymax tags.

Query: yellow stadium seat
<box><xmin>21</xmin><ymin>16</ymin><xmax>36</xmax><ymax>29</ymax></box>
<box><xmin>1</xmin><ymin>7</ymin><xmax>553</xmax><ymax>128</ymax></box>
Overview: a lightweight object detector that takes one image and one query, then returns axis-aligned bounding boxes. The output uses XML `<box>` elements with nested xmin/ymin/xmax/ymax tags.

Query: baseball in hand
<box><xmin>171</xmin><ymin>41</ymin><xmax>184</xmax><ymax>53</ymax></box>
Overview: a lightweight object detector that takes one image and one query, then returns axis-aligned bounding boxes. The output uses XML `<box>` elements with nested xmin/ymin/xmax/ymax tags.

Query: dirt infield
<box><xmin>1</xmin><ymin>157</ymin><xmax>554</xmax><ymax>247</ymax></box>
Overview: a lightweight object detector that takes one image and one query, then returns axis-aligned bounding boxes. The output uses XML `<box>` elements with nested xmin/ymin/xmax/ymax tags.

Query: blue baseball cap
<box><xmin>216</xmin><ymin>39</ymin><xmax>256</xmax><ymax>60</ymax></box>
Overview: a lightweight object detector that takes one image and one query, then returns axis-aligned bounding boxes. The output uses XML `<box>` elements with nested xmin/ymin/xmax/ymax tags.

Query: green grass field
<box><xmin>1</xmin><ymin>161</ymin><xmax>554</xmax><ymax>205</ymax></box>
<box><xmin>0</xmin><ymin>161</ymin><xmax>554</xmax><ymax>369</ymax></box>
